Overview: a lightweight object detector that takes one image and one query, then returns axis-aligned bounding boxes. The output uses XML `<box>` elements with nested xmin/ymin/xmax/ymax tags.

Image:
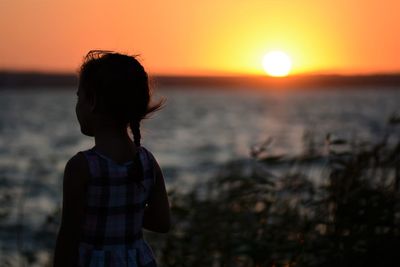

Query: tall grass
<box><xmin>146</xmin><ymin>115</ymin><xmax>400</xmax><ymax>267</ymax></box>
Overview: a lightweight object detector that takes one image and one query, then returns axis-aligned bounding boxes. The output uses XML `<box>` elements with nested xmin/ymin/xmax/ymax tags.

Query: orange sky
<box><xmin>0</xmin><ymin>0</ymin><xmax>399</xmax><ymax>75</ymax></box>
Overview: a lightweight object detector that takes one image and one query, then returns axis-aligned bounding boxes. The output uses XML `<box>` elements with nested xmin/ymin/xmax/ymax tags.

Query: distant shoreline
<box><xmin>0</xmin><ymin>71</ymin><xmax>399</xmax><ymax>89</ymax></box>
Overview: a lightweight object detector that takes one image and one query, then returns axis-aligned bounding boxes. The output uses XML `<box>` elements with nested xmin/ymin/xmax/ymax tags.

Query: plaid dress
<box><xmin>78</xmin><ymin>146</ymin><xmax>157</xmax><ymax>267</ymax></box>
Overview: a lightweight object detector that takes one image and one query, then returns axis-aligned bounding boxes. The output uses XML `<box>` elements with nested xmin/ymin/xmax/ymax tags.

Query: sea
<box><xmin>0</xmin><ymin>86</ymin><xmax>399</xmax><ymax>264</ymax></box>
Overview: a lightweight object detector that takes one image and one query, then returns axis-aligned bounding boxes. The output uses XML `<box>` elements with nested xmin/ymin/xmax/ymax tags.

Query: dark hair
<box><xmin>78</xmin><ymin>50</ymin><xmax>163</xmax><ymax>146</ymax></box>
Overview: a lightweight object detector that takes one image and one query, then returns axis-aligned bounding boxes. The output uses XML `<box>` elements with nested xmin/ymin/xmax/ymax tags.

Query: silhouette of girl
<box><xmin>54</xmin><ymin>50</ymin><xmax>170</xmax><ymax>267</ymax></box>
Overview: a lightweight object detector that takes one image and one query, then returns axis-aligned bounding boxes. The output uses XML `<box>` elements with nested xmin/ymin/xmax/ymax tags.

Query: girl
<box><xmin>54</xmin><ymin>51</ymin><xmax>170</xmax><ymax>267</ymax></box>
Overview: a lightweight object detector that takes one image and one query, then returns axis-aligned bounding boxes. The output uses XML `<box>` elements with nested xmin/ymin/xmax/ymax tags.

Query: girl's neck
<box><xmin>93</xmin><ymin>125</ymin><xmax>137</xmax><ymax>162</ymax></box>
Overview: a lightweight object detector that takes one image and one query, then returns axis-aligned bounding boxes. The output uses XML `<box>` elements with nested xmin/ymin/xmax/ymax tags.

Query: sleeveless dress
<box><xmin>78</xmin><ymin>146</ymin><xmax>158</xmax><ymax>267</ymax></box>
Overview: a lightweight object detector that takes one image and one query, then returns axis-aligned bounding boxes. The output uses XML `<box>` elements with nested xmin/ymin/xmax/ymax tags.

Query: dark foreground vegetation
<box><xmin>145</xmin><ymin>115</ymin><xmax>400</xmax><ymax>267</ymax></box>
<box><xmin>1</xmin><ymin>115</ymin><xmax>399</xmax><ymax>266</ymax></box>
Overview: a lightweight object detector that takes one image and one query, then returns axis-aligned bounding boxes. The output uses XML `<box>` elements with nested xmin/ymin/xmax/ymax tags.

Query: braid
<box><xmin>130</xmin><ymin>120</ymin><xmax>141</xmax><ymax>147</ymax></box>
<box><xmin>128</xmin><ymin>120</ymin><xmax>145</xmax><ymax>190</ymax></box>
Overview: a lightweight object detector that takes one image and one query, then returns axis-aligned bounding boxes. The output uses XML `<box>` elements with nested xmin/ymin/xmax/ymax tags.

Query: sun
<box><xmin>262</xmin><ymin>51</ymin><xmax>292</xmax><ymax>77</ymax></box>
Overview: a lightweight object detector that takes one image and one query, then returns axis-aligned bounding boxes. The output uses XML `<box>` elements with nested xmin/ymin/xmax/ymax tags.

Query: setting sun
<box><xmin>262</xmin><ymin>51</ymin><xmax>292</xmax><ymax>77</ymax></box>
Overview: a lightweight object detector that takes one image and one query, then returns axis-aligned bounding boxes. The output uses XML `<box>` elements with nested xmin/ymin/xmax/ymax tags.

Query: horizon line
<box><xmin>1</xmin><ymin>71</ymin><xmax>400</xmax><ymax>89</ymax></box>
<box><xmin>1</xmin><ymin>69</ymin><xmax>400</xmax><ymax>78</ymax></box>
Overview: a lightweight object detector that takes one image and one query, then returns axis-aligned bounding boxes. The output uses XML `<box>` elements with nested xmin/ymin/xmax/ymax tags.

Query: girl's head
<box><xmin>76</xmin><ymin>50</ymin><xmax>162</xmax><ymax>146</ymax></box>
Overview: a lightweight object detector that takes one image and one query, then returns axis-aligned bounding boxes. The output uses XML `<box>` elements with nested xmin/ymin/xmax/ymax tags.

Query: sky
<box><xmin>0</xmin><ymin>0</ymin><xmax>399</xmax><ymax>75</ymax></box>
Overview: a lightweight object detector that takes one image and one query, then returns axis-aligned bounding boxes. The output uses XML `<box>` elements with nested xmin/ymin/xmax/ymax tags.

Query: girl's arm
<box><xmin>54</xmin><ymin>153</ymin><xmax>88</xmax><ymax>266</ymax></box>
<box><xmin>143</xmin><ymin>159</ymin><xmax>171</xmax><ymax>233</ymax></box>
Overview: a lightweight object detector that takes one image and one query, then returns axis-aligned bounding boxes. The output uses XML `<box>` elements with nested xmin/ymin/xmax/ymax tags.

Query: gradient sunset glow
<box><xmin>0</xmin><ymin>0</ymin><xmax>399</xmax><ymax>76</ymax></box>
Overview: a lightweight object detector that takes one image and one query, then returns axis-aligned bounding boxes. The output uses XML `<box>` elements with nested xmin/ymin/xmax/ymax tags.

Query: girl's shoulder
<box><xmin>136</xmin><ymin>146</ymin><xmax>159</xmax><ymax>178</ymax></box>
<box><xmin>137</xmin><ymin>146</ymin><xmax>157</xmax><ymax>162</ymax></box>
<box><xmin>65</xmin><ymin>152</ymin><xmax>90</xmax><ymax>178</ymax></box>
<box><xmin>63</xmin><ymin>152</ymin><xmax>91</xmax><ymax>195</ymax></box>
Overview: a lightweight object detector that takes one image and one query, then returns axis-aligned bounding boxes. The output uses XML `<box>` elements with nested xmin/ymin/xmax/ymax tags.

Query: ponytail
<box><xmin>129</xmin><ymin>120</ymin><xmax>141</xmax><ymax>147</ymax></box>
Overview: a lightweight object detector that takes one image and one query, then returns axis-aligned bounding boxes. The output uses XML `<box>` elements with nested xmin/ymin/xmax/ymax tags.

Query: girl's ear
<box><xmin>86</xmin><ymin>90</ymin><xmax>102</xmax><ymax>114</ymax></box>
<box><xmin>89</xmin><ymin>94</ymin><xmax>97</xmax><ymax>112</ymax></box>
